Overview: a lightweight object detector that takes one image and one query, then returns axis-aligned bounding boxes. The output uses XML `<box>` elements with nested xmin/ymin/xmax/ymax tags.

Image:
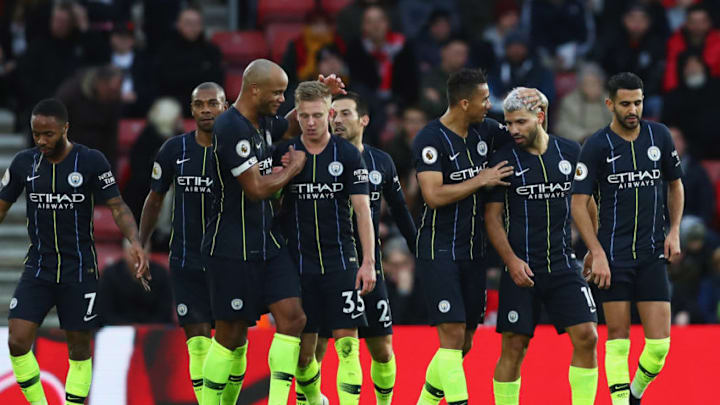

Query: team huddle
<box><xmin>0</xmin><ymin>57</ymin><xmax>683</xmax><ymax>405</ymax></box>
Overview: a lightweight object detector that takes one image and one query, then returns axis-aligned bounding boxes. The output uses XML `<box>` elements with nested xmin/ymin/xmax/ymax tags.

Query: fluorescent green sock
<box><xmin>267</xmin><ymin>333</ymin><xmax>300</xmax><ymax>405</ymax></box>
<box><xmin>630</xmin><ymin>337</ymin><xmax>670</xmax><ymax>399</ymax></box>
<box><xmin>435</xmin><ymin>348</ymin><xmax>467</xmax><ymax>405</ymax></box>
<box><xmin>221</xmin><ymin>342</ymin><xmax>248</xmax><ymax>405</ymax></box>
<box><xmin>65</xmin><ymin>358</ymin><xmax>92</xmax><ymax>405</ymax></box>
<box><xmin>335</xmin><ymin>337</ymin><xmax>362</xmax><ymax>405</ymax></box>
<box><xmin>605</xmin><ymin>339</ymin><xmax>631</xmax><ymax>405</ymax></box>
<box><xmin>569</xmin><ymin>366</ymin><xmax>598</xmax><ymax>405</ymax></box>
<box><xmin>296</xmin><ymin>357</ymin><xmax>322</xmax><ymax>405</ymax></box>
<box><xmin>371</xmin><ymin>356</ymin><xmax>396</xmax><ymax>405</ymax></box>
<box><xmin>417</xmin><ymin>350</ymin><xmax>444</xmax><ymax>405</ymax></box>
<box><xmin>10</xmin><ymin>351</ymin><xmax>47</xmax><ymax>404</ymax></box>
<box><xmin>187</xmin><ymin>336</ymin><xmax>212</xmax><ymax>403</ymax></box>
<box><xmin>201</xmin><ymin>339</ymin><xmax>235</xmax><ymax>405</ymax></box>
<box><xmin>493</xmin><ymin>378</ymin><xmax>521</xmax><ymax>405</ymax></box>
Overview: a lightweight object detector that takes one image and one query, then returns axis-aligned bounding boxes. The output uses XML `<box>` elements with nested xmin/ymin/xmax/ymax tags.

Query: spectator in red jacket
<box><xmin>664</xmin><ymin>4</ymin><xmax>720</xmax><ymax>91</ymax></box>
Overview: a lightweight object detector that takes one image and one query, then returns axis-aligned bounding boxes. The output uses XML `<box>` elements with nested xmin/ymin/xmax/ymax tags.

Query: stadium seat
<box><xmin>225</xmin><ymin>71</ymin><xmax>244</xmax><ymax>101</ymax></box>
<box><xmin>257</xmin><ymin>0</ymin><xmax>314</xmax><ymax>26</ymax></box>
<box><xmin>94</xmin><ymin>242</ymin><xmax>123</xmax><ymax>271</ymax></box>
<box><xmin>182</xmin><ymin>119</ymin><xmax>195</xmax><ymax>133</ymax></box>
<box><xmin>118</xmin><ymin>119</ymin><xmax>146</xmax><ymax>154</ymax></box>
<box><xmin>211</xmin><ymin>31</ymin><xmax>268</xmax><ymax>68</ymax></box>
<box><xmin>264</xmin><ymin>22</ymin><xmax>304</xmax><ymax>62</ymax></box>
<box><xmin>93</xmin><ymin>206</ymin><xmax>123</xmax><ymax>242</ymax></box>
<box><xmin>701</xmin><ymin>160</ymin><xmax>720</xmax><ymax>183</ymax></box>
<box><xmin>320</xmin><ymin>0</ymin><xmax>352</xmax><ymax>17</ymax></box>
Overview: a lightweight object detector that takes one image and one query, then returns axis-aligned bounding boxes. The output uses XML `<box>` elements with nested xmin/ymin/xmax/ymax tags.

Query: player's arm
<box><xmin>0</xmin><ymin>156</ymin><xmax>26</xmax><ymax>224</ymax></box>
<box><xmin>106</xmin><ymin>196</ymin><xmax>149</xmax><ymax>281</ymax></box>
<box><xmin>139</xmin><ymin>145</ymin><xmax>174</xmax><ymax>248</ymax></box>
<box><xmin>485</xmin><ymin>201</ymin><xmax>535</xmax><ymax>287</ymax></box>
<box><xmin>237</xmin><ymin>145</ymin><xmax>305</xmax><ymax>201</ymax></box>
<box><xmin>282</xmin><ymin>74</ymin><xmax>347</xmax><ymax>139</ymax></box>
<box><xmin>572</xmin><ymin>193</ymin><xmax>610</xmax><ymax>289</ymax></box>
<box><xmin>0</xmin><ymin>199</ymin><xmax>12</xmax><ymax>224</ymax></box>
<box><xmin>351</xmin><ymin>193</ymin><xmax>376</xmax><ymax>296</ymax></box>
<box><xmin>383</xmin><ymin>162</ymin><xmax>417</xmax><ymax>252</ymax></box>
<box><xmin>665</xmin><ymin>178</ymin><xmax>684</xmax><ymax>262</ymax></box>
<box><xmin>138</xmin><ymin>191</ymin><xmax>166</xmax><ymax>248</ymax></box>
<box><xmin>417</xmin><ymin>162</ymin><xmax>513</xmax><ymax>209</ymax></box>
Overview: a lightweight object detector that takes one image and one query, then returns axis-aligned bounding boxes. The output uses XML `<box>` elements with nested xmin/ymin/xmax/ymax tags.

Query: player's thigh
<box><xmin>634</xmin><ymin>257</ymin><xmax>671</xmax><ymax>302</ymax></box>
<box><xmin>263</xmin><ymin>247</ymin><xmax>301</xmax><ymax>308</ymax></box>
<box><xmin>496</xmin><ymin>270</ymin><xmax>539</xmax><ymax>338</ymax></box>
<box><xmin>637</xmin><ymin>301</ymin><xmax>671</xmax><ymax>339</ymax></box>
<box><xmin>416</xmin><ymin>259</ymin><xmax>466</xmax><ymax>326</ymax></box>
<box><xmin>205</xmin><ymin>256</ymin><xmax>261</xmax><ymax>325</ymax></box>
<box><xmin>595</xmin><ymin>265</ymin><xmax>635</xmax><ymax>304</ymax></box>
<box><xmin>459</xmin><ymin>259</ymin><xmax>488</xmax><ymax>329</ymax></box>
<box><xmin>8</xmin><ymin>274</ymin><xmax>56</xmax><ymax>327</ymax></box>
<box><xmin>543</xmin><ymin>269</ymin><xmax>599</xmax><ymax>335</ymax></box>
<box><xmin>170</xmin><ymin>265</ymin><xmax>214</xmax><ymax>327</ymax></box>
<box><xmin>358</xmin><ymin>279</ymin><xmax>393</xmax><ymax>340</ymax></box>
<box><xmin>56</xmin><ymin>278</ymin><xmax>101</xmax><ymax>331</ymax></box>
<box><xmin>321</xmin><ymin>270</ymin><xmax>367</xmax><ymax>332</ymax></box>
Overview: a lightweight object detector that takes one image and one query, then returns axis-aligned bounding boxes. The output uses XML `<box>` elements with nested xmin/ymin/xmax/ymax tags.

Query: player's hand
<box><xmin>582</xmin><ymin>251</ymin><xmax>593</xmax><ymax>280</ymax></box>
<box><xmin>477</xmin><ymin>161</ymin><xmax>514</xmax><ymax>188</ymax></box>
<box><xmin>356</xmin><ymin>263</ymin><xmax>376</xmax><ymax>296</ymax></box>
<box><xmin>590</xmin><ymin>249</ymin><xmax>611</xmax><ymax>289</ymax></box>
<box><xmin>507</xmin><ymin>257</ymin><xmax>534</xmax><ymax>287</ymax></box>
<box><xmin>515</xmin><ymin>87</ymin><xmax>547</xmax><ymax>111</ymax></box>
<box><xmin>664</xmin><ymin>227</ymin><xmax>681</xmax><ymax>263</ymax></box>
<box><xmin>318</xmin><ymin>73</ymin><xmax>346</xmax><ymax>95</ymax></box>
<box><xmin>285</xmin><ymin>145</ymin><xmax>307</xmax><ymax>175</ymax></box>
<box><xmin>128</xmin><ymin>240</ymin><xmax>151</xmax><ymax>292</ymax></box>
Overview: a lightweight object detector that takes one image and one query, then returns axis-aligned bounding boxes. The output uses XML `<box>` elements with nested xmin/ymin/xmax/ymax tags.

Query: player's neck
<box><xmin>350</xmin><ymin>133</ymin><xmax>364</xmax><ymax>152</ymax></box>
<box><xmin>301</xmin><ymin>131</ymin><xmax>331</xmax><ymax>154</ymax></box>
<box><xmin>610</xmin><ymin>119</ymin><xmax>641</xmax><ymax>142</ymax></box>
<box><xmin>440</xmin><ymin>109</ymin><xmax>471</xmax><ymax>138</ymax></box>
<box><xmin>524</xmin><ymin>128</ymin><xmax>549</xmax><ymax>156</ymax></box>
<box><xmin>195</xmin><ymin>129</ymin><xmax>212</xmax><ymax>147</ymax></box>
<box><xmin>234</xmin><ymin>98</ymin><xmax>261</xmax><ymax>130</ymax></box>
<box><xmin>45</xmin><ymin>140</ymin><xmax>73</xmax><ymax>164</ymax></box>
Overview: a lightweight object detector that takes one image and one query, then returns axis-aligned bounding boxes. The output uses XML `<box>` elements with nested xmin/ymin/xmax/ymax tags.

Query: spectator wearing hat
<box><xmin>106</xmin><ymin>21</ymin><xmax>155</xmax><ymax>117</ymax></box>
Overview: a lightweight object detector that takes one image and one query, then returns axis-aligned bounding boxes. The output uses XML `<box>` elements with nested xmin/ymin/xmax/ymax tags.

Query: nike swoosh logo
<box><xmin>83</xmin><ymin>314</ymin><xmax>98</xmax><ymax>322</ymax></box>
<box><xmin>590</xmin><ymin>308</ymin><xmax>597</xmax><ymax>313</ymax></box>
<box><xmin>256</xmin><ymin>143</ymin><xmax>263</xmax><ymax>149</ymax></box>
<box><xmin>26</xmin><ymin>175</ymin><xmax>40</xmax><ymax>181</ymax></box>
<box><xmin>606</xmin><ymin>155</ymin><xmax>621</xmax><ymax>163</ymax></box>
<box><xmin>515</xmin><ymin>168</ymin><xmax>530</xmax><ymax>177</ymax></box>
<box><xmin>449</xmin><ymin>152</ymin><xmax>460</xmax><ymax>161</ymax></box>
<box><xmin>351</xmin><ymin>312</ymin><xmax>363</xmax><ymax>319</ymax></box>
<box><xmin>383</xmin><ymin>321</ymin><xmax>392</xmax><ymax>328</ymax></box>
<box><xmin>176</xmin><ymin>158</ymin><xmax>191</xmax><ymax>164</ymax></box>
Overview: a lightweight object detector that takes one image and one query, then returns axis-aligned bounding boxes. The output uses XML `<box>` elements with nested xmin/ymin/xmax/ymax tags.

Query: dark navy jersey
<box><xmin>412</xmin><ymin>118</ymin><xmax>510</xmax><ymax>261</ymax></box>
<box><xmin>488</xmin><ymin>135</ymin><xmax>580</xmax><ymax>273</ymax></box>
<box><xmin>201</xmin><ymin>108</ymin><xmax>288</xmax><ymax>261</ymax></box>
<box><xmin>572</xmin><ymin>121</ymin><xmax>683</xmax><ymax>266</ymax></box>
<box><xmin>356</xmin><ymin>145</ymin><xmax>416</xmax><ymax>273</ymax></box>
<box><xmin>151</xmin><ymin>131</ymin><xmax>213</xmax><ymax>269</ymax></box>
<box><xmin>0</xmin><ymin>144</ymin><xmax>120</xmax><ymax>283</ymax></box>
<box><xmin>275</xmin><ymin>135</ymin><xmax>369</xmax><ymax>275</ymax></box>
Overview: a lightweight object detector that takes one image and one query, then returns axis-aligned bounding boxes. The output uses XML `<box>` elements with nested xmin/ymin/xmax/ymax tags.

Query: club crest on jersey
<box><xmin>422</xmin><ymin>146</ymin><xmax>438</xmax><ymax>164</ymax></box>
<box><xmin>1</xmin><ymin>169</ymin><xmax>9</xmax><ymax>187</ymax></box>
<box><xmin>236</xmin><ymin>140</ymin><xmax>251</xmax><ymax>158</ymax></box>
<box><xmin>558</xmin><ymin>160</ymin><xmax>573</xmax><ymax>175</ymax></box>
<box><xmin>328</xmin><ymin>161</ymin><xmax>344</xmax><ymax>176</ymax></box>
<box><xmin>67</xmin><ymin>172</ymin><xmax>83</xmax><ymax>187</ymax></box>
<box><xmin>477</xmin><ymin>141</ymin><xmax>488</xmax><ymax>156</ymax></box>
<box><xmin>151</xmin><ymin>162</ymin><xmax>162</xmax><ymax>180</ymax></box>
<box><xmin>647</xmin><ymin>146</ymin><xmax>661</xmax><ymax>161</ymax></box>
<box><xmin>176</xmin><ymin>303</ymin><xmax>188</xmax><ymax>316</ymax></box>
<box><xmin>574</xmin><ymin>162</ymin><xmax>588</xmax><ymax>181</ymax></box>
<box><xmin>369</xmin><ymin>170</ymin><xmax>382</xmax><ymax>185</ymax></box>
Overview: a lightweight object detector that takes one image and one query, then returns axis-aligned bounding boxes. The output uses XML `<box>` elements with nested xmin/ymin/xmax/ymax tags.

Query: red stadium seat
<box><xmin>225</xmin><ymin>71</ymin><xmax>244</xmax><ymax>101</ymax></box>
<box><xmin>320</xmin><ymin>0</ymin><xmax>352</xmax><ymax>17</ymax></box>
<box><xmin>117</xmin><ymin>119</ymin><xmax>146</xmax><ymax>154</ymax></box>
<box><xmin>93</xmin><ymin>206</ymin><xmax>123</xmax><ymax>242</ymax></box>
<box><xmin>94</xmin><ymin>242</ymin><xmax>123</xmax><ymax>271</ymax></box>
<box><xmin>257</xmin><ymin>0</ymin><xmax>314</xmax><ymax>26</ymax></box>
<box><xmin>211</xmin><ymin>31</ymin><xmax>268</xmax><ymax>68</ymax></box>
<box><xmin>265</xmin><ymin>23</ymin><xmax>304</xmax><ymax>62</ymax></box>
<box><xmin>701</xmin><ymin>160</ymin><xmax>720</xmax><ymax>183</ymax></box>
<box><xmin>182</xmin><ymin>119</ymin><xmax>196</xmax><ymax>133</ymax></box>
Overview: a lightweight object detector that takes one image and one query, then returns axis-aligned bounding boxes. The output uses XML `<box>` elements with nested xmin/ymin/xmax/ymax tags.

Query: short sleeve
<box><xmin>89</xmin><ymin>150</ymin><xmax>121</xmax><ymax>203</ymax></box>
<box><xmin>658</xmin><ymin>125</ymin><xmax>683</xmax><ymax>181</ymax></box>
<box><xmin>412</xmin><ymin>127</ymin><xmax>444</xmax><ymax>173</ymax></box>
<box><xmin>343</xmin><ymin>143</ymin><xmax>369</xmax><ymax>195</ymax></box>
<box><xmin>571</xmin><ymin>136</ymin><xmax>602</xmax><ymax>195</ymax></box>
<box><xmin>216</xmin><ymin>117</ymin><xmax>258</xmax><ymax>177</ymax></box>
<box><xmin>149</xmin><ymin>138</ymin><xmax>176</xmax><ymax>193</ymax></box>
<box><xmin>0</xmin><ymin>153</ymin><xmax>26</xmax><ymax>203</ymax></box>
<box><xmin>382</xmin><ymin>157</ymin><xmax>403</xmax><ymax>200</ymax></box>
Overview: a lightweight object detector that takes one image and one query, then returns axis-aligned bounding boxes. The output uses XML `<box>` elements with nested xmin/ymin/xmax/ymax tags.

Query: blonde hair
<box><xmin>295</xmin><ymin>81</ymin><xmax>331</xmax><ymax>106</ymax></box>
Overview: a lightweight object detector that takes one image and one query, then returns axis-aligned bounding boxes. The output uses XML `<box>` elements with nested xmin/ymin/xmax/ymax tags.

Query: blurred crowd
<box><xmin>2</xmin><ymin>0</ymin><xmax>720</xmax><ymax>326</ymax></box>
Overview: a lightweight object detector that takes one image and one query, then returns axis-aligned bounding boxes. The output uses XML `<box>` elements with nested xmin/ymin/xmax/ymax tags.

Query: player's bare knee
<box><xmin>438</xmin><ymin>323</ymin><xmax>466</xmax><ymax>349</ymax></box>
<box><xmin>7</xmin><ymin>332</ymin><xmax>32</xmax><ymax>357</ymax></box>
<box><xmin>501</xmin><ymin>334</ymin><xmax>529</xmax><ymax>363</ymax></box>
<box><xmin>183</xmin><ymin>323</ymin><xmax>211</xmax><ymax>339</ymax></box>
<box><xmin>606</xmin><ymin>325</ymin><xmax>630</xmax><ymax>340</ymax></box>
<box><xmin>571</xmin><ymin>326</ymin><xmax>598</xmax><ymax>354</ymax></box>
<box><xmin>368</xmin><ymin>340</ymin><xmax>393</xmax><ymax>363</ymax></box>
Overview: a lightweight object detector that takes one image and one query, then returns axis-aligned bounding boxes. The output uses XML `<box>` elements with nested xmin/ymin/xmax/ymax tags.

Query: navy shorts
<box><xmin>170</xmin><ymin>264</ymin><xmax>213</xmax><ymax>326</ymax></box>
<box><xmin>416</xmin><ymin>257</ymin><xmax>487</xmax><ymax>328</ymax></box>
<box><xmin>496</xmin><ymin>263</ymin><xmax>598</xmax><ymax>337</ymax></box>
<box><xmin>301</xmin><ymin>269</ymin><xmax>367</xmax><ymax>333</ymax></box>
<box><xmin>9</xmin><ymin>272</ymin><xmax>100</xmax><ymax>330</ymax></box>
<box><xmin>596</xmin><ymin>255</ymin><xmax>671</xmax><ymax>303</ymax></box>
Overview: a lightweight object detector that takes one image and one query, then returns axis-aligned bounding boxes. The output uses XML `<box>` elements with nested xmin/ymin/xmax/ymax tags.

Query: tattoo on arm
<box><xmin>106</xmin><ymin>197</ymin><xmax>140</xmax><ymax>243</ymax></box>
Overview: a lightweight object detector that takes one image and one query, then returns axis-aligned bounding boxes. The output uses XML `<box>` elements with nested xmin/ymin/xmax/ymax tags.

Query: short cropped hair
<box><xmin>295</xmin><ymin>81</ymin><xmax>331</xmax><ymax>105</ymax></box>
<box><xmin>31</xmin><ymin>98</ymin><xmax>69</xmax><ymax>124</ymax></box>
<box><xmin>502</xmin><ymin>88</ymin><xmax>539</xmax><ymax>113</ymax></box>
<box><xmin>608</xmin><ymin>72</ymin><xmax>644</xmax><ymax>99</ymax></box>
<box><xmin>446</xmin><ymin>68</ymin><xmax>487</xmax><ymax>106</ymax></box>
<box><xmin>332</xmin><ymin>91</ymin><xmax>369</xmax><ymax>117</ymax></box>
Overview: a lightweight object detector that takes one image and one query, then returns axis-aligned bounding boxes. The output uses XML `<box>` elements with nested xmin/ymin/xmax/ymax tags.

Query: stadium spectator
<box><xmin>420</xmin><ymin>37</ymin><xmax>470</xmax><ymax>118</ymax></box>
<box><xmin>122</xmin><ymin>97</ymin><xmax>183</xmax><ymax>222</ymax></box>
<box><xmin>106</xmin><ymin>22</ymin><xmax>155</xmax><ymax>118</ymax></box>
<box><xmin>664</xmin><ymin>4</ymin><xmax>720</xmax><ymax>92</ymax></box>
<box><xmin>667</xmin><ymin>0</ymin><xmax>699</xmax><ymax>32</ymax></box>
<box><xmin>384</xmin><ymin>105</ymin><xmax>426</xmax><ymax>218</ymax></box>
<box><xmin>335</xmin><ymin>0</ymin><xmax>402</xmax><ymax>44</ymax></box>
<box><xmin>522</xmin><ymin>0</ymin><xmax>595</xmax><ymax>70</ymax></box>
<box><xmin>698</xmin><ymin>248</ymin><xmax>720</xmax><ymax>323</ymax></box>
<box><xmin>382</xmin><ymin>237</ymin><xmax>427</xmax><ymax>325</ymax></box>
<box><xmin>55</xmin><ymin>65</ymin><xmax>124</xmax><ymax>167</ymax></box>
<box><xmin>598</xmin><ymin>0</ymin><xmax>671</xmax><ymax>41</ymax></box>
<box><xmin>482</xmin><ymin>0</ymin><xmax>521</xmax><ymax>61</ymax></box>
<box><xmin>553</xmin><ymin>62</ymin><xmax>612</xmax><ymax>143</ymax></box>
<box><xmin>669</xmin><ymin>126</ymin><xmax>717</xmax><ymax>225</ymax></box>
<box><xmin>662</xmin><ymin>51</ymin><xmax>720</xmax><ymax>158</ymax></box>
<box><xmin>154</xmin><ymin>6</ymin><xmax>223</xmax><ymax>117</ymax></box>
<box><xmin>487</xmin><ymin>30</ymin><xmax>555</xmax><ymax>117</ymax></box>
<box><xmin>98</xmin><ymin>241</ymin><xmax>174</xmax><ymax>325</ymax></box>
<box><xmin>413</xmin><ymin>9</ymin><xmax>454</xmax><ymax>72</ymax></box>
<box><xmin>142</xmin><ymin>0</ymin><xmax>182</xmax><ymax>53</ymax></box>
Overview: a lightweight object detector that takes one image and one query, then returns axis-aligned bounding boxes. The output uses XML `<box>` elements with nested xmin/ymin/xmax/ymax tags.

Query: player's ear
<box><xmin>605</xmin><ymin>97</ymin><xmax>614</xmax><ymax>112</ymax></box>
<box><xmin>536</xmin><ymin>109</ymin><xmax>545</xmax><ymax>127</ymax></box>
<box><xmin>459</xmin><ymin>98</ymin><xmax>470</xmax><ymax>111</ymax></box>
<box><xmin>329</xmin><ymin>108</ymin><xmax>336</xmax><ymax>119</ymax></box>
<box><xmin>359</xmin><ymin>114</ymin><xmax>370</xmax><ymax>127</ymax></box>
